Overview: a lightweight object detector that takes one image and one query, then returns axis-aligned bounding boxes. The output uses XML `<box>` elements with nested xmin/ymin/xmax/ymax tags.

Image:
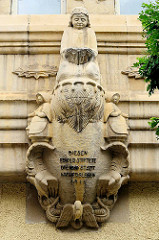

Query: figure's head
<box><xmin>36</xmin><ymin>92</ymin><xmax>51</xmax><ymax>104</ymax></box>
<box><xmin>112</xmin><ymin>93</ymin><xmax>120</xmax><ymax>104</ymax></box>
<box><xmin>69</xmin><ymin>7</ymin><xmax>90</xmax><ymax>29</ymax></box>
<box><xmin>36</xmin><ymin>93</ymin><xmax>44</xmax><ymax>104</ymax></box>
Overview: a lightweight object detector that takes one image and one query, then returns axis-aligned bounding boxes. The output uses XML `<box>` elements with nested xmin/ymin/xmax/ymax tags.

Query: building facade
<box><xmin>0</xmin><ymin>0</ymin><xmax>159</xmax><ymax>239</ymax></box>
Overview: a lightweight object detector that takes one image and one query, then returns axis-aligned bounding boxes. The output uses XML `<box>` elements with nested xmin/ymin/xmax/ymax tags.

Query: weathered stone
<box><xmin>25</xmin><ymin>7</ymin><xmax>130</xmax><ymax>229</ymax></box>
<box><xmin>0</xmin><ymin>15</ymin><xmax>158</xmax><ymax>181</ymax></box>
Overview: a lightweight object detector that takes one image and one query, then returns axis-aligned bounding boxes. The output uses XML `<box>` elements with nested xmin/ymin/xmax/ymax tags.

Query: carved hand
<box><xmin>64</xmin><ymin>48</ymin><xmax>95</xmax><ymax>64</ymax></box>
<box><xmin>97</xmin><ymin>171</ymin><xmax>122</xmax><ymax>197</ymax></box>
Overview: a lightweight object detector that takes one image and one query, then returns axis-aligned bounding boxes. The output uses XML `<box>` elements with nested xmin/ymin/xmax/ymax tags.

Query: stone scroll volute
<box><xmin>26</xmin><ymin>7</ymin><xmax>130</xmax><ymax>229</ymax></box>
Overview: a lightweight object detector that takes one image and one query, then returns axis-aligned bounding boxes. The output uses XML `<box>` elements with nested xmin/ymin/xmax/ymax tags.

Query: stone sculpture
<box><xmin>27</xmin><ymin>92</ymin><xmax>53</xmax><ymax>143</ymax></box>
<box><xmin>26</xmin><ymin>7</ymin><xmax>130</xmax><ymax>229</ymax></box>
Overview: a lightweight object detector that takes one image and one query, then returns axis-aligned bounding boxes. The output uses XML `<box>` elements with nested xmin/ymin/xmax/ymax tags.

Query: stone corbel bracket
<box><xmin>13</xmin><ymin>64</ymin><xmax>58</xmax><ymax>79</ymax></box>
<box><xmin>121</xmin><ymin>66</ymin><xmax>144</xmax><ymax>79</ymax></box>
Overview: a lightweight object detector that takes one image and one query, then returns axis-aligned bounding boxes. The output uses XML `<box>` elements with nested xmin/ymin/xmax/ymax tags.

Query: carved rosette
<box><xmin>26</xmin><ymin>7</ymin><xmax>130</xmax><ymax>230</ymax></box>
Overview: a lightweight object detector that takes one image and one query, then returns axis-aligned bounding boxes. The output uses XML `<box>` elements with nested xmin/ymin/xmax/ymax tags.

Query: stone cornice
<box><xmin>0</xmin><ymin>15</ymin><xmax>145</xmax><ymax>54</ymax></box>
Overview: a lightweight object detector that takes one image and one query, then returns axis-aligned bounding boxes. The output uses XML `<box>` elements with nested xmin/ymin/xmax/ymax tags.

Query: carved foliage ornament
<box><xmin>121</xmin><ymin>66</ymin><xmax>143</xmax><ymax>79</ymax></box>
<box><xmin>13</xmin><ymin>64</ymin><xmax>58</xmax><ymax>79</ymax></box>
<box><xmin>26</xmin><ymin>7</ymin><xmax>130</xmax><ymax>230</ymax></box>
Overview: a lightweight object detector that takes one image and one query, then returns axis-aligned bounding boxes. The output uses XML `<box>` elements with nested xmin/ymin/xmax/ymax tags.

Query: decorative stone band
<box><xmin>53</xmin><ymin>79</ymin><xmax>105</xmax><ymax>95</ymax></box>
<box><xmin>0</xmin><ymin>15</ymin><xmax>144</xmax><ymax>55</ymax></box>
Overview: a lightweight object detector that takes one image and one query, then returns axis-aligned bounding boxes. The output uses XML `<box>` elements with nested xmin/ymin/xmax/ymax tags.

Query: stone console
<box><xmin>25</xmin><ymin>7</ymin><xmax>130</xmax><ymax>229</ymax></box>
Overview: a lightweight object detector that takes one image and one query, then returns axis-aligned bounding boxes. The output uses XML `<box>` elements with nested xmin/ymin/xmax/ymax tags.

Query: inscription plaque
<box><xmin>26</xmin><ymin>7</ymin><xmax>129</xmax><ymax>229</ymax></box>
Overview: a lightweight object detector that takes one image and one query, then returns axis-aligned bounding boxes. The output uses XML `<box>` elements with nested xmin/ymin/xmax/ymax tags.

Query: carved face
<box><xmin>71</xmin><ymin>14</ymin><xmax>88</xmax><ymax>29</ymax></box>
<box><xmin>36</xmin><ymin>94</ymin><xmax>44</xmax><ymax>104</ymax></box>
<box><xmin>112</xmin><ymin>94</ymin><xmax>120</xmax><ymax>104</ymax></box>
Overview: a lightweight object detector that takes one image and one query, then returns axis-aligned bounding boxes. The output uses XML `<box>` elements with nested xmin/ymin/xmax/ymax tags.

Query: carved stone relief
<box><xmin>26</xmin><ymin>7</ymin><xmax>130</xmax><ymax>229</ymax></box>
<box><xmin>13</xmin><ymin>64</ymin><xmax>58</xmax><ymax>79</ymax></box>
<box><xmin>121</xmin><ymin>66</ymin><xmax>143</xmax><ymax>79</ymax></box>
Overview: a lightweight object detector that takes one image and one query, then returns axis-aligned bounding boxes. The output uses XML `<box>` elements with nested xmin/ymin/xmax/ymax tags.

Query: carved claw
<box><xmin>47</xmin><ymin>178</ymin><xmax>58</xmax><ymax>197</ymax></box>
<box><xmin>32</xmin><ymin>170</ymin><xmax>58</xmax><ymax>198</ymax></box>
<box><xmin>97</xmin><ymin>171</ymin><xmax>122</xmax><ymax>197</ymax></box>
<box><xmin>27</xmin><ymin>176</ymin><xmax>48</xmax><ymax>198</ymax></box>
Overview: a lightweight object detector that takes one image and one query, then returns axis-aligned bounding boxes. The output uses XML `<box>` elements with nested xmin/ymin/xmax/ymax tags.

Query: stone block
<box><xmin>0</xmin><ymin>0</ymin><xmax>11</xmax><ymax>14</ymax></box>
